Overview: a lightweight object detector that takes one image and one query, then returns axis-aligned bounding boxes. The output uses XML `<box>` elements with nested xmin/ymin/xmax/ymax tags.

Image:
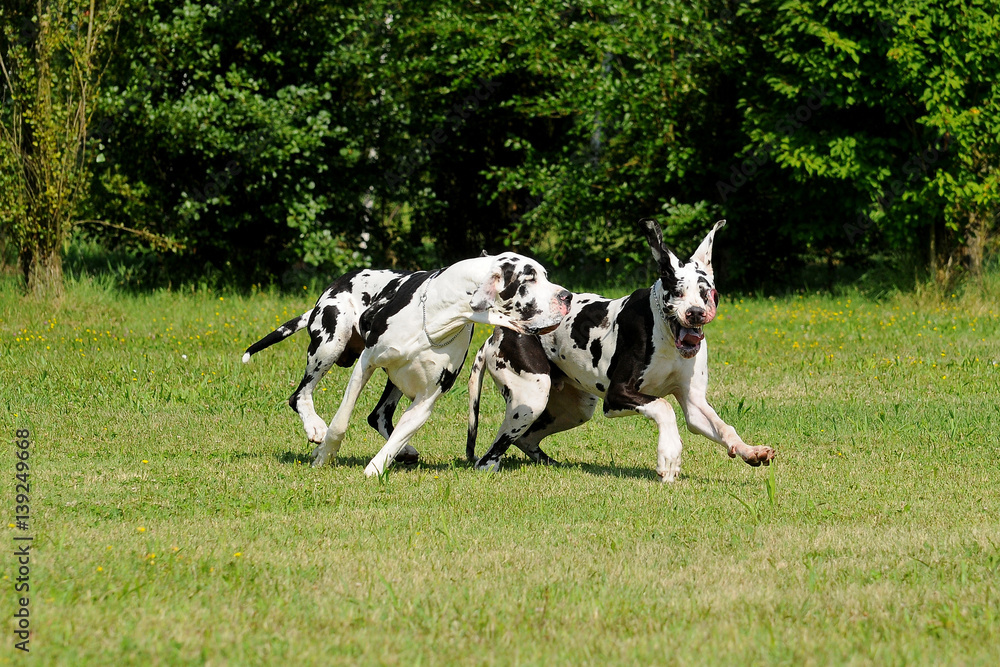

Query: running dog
<box><xmin>466</xmin><ymin>219</ymin><xmax>775</xmax><ymax>482</ymax></box>
<box><xmin>244</xmin><ymin>254</ymin><xmax>572</xmax><ymax>476</ymax></box>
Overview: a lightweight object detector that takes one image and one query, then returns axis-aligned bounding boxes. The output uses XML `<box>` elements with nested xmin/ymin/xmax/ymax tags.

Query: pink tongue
<box><xmin>679</xmin><ymin>327</ymin><xmax>704</xmax><ymax>346</ymax></box>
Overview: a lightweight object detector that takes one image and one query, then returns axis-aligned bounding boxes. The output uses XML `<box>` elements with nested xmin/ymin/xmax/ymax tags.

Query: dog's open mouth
<box><xmin>674</xmin><ymin>325</ymin><xmax>704</xmax><ymax>358</ymax></box>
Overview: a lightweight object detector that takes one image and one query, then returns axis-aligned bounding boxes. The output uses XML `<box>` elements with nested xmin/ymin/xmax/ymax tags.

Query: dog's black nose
<box><xmin>686</xmin><ymin>307</ymin><xmax>706</xmax><ymax>324</ymax></box>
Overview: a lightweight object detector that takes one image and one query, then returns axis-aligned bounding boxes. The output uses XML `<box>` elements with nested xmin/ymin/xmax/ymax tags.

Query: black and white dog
<box><xmin>466</xmin><ymin>219</ymin><xmax>775</xmax><ymax>482</ymax></box>
<box><xmin>244</xmin><ymin>254</ymin><xmax>572</xmax><ymax>476</ymax></box>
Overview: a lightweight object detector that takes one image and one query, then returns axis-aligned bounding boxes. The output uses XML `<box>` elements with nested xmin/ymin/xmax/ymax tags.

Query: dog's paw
<box><xmin>395</xmin><ymin>445</ymin><xmax>420</xmax><ymax>466</ymax></box>
<box><xmin>657</xmin><ymin>458</ymin><xmax>681</xmax><ymax>483</ymax></box>
<box><xmin>474</xmin><ymin>458</ymin><xmax>502</xmax><ymax>473</ymax></box>
<box><xmin>729</xmin><ymin>444</ymin><xmax>775</xmax><ymax>467</ymax></box>
<box><xmin>741</xmin><ymin>445</ymin><xmax>776</xmax><ymax>467</ymax></box>
<box><xmin>364</xmin><ymin>461</ymin><xmax>384</xmax><ymax>478</ymax></box>
<box><xmin>311</xmin><ymin>446</ymin><xmax>330</xmax><ymax>468</ymax></box>
<box><xmin>303</xmin><ymin>417</ymin><xmax>328</xmax><ymax>444</ymax></box>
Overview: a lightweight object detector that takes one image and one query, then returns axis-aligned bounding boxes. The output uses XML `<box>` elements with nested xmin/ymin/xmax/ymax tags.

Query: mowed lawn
<box><xmin>2</xmin><ymin>271</ymin><xmax>999</xmax><ymax>666</ymax></box>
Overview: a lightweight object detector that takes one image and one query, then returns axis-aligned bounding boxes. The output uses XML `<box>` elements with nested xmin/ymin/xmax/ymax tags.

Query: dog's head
<box><xmin>470</xmin><ymin>253</ymin><xmax>572</xmax><ymax>335</ymax></box>
<box><xmin>641</xmin><ymin>218</ymin><xmax>726</xmax><ymax>359</ymax></box>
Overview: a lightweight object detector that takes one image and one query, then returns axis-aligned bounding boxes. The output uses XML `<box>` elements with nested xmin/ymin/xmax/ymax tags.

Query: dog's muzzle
<box><xmin>556</xmin><ymin>289</ymin><xmax>572</xmax><ymax>315</ymax></box>
<box><xmin>526</xmin><ymin>290</ymin><xmax>572</xmax><ymax>335</ymax></box>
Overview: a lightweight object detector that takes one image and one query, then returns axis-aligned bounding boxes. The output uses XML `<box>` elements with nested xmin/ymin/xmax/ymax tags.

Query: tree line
<box><xmin>2</xmin><ymin>0</ymin><xmax>998</xmax><ymax>295</ymax></box>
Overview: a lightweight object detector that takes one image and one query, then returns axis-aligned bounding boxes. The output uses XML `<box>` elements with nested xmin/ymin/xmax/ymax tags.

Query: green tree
<box><xmin>88</xmin><ymin>1</ymin><xmax>406</xmax><ymax>283</ymax></box>
<box><xmin>733</xmin><ymin>0</ymin><xmax>1000</xmax><ymax>280</ymax></box>
<box><xmin>76</xmin><ymin>0</ymin><xmax>1000</xmax><ymax>288</ymax></box>
<box><xmin>371</xmin><ymin>1</ymin><xmax>743</xmax><ymax>280</ymax></box>
<box><xmin>0</xmin><ymin>0</ymin><xmax>125</xmax><ymax>296</ymax></box>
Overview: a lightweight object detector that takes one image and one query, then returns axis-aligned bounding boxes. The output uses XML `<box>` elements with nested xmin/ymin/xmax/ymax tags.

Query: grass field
<box><xmin>2</xmin><ymin>270</ymin><xmax>999</xmax><ymax>665</ymax></box>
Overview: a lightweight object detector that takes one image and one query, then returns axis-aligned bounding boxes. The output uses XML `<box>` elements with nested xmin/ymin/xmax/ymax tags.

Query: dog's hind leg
<box><xmin>364</xmin><ymin>387</ymin><xmax>443</xmax><ymax>477</ymax></box>
<box><xmin>475</xmin><ymin>370</ymin><xmax>553</xmax><ymax>472</ymax></box>
<box><xmin>466</xmin><ymin>341</ymin><xmax>489</xmax><ymax>463</ymax></box>
<box><xmin>312</xmin><ymin>355</ymin><xmax>376</xmax><ymax>467</ymax></box>
<box><xmin>511</xmin><ymin>383</ymin><xmax>599</xmax><ymax>465</ymax></box>
<box><xmin>290</xmin><ymin>302</ymin><xmax>363</xmax><ymax>444</ymax></box>
<box><xmin>474</xmin><ymin>328</ymin><xmax>558</xmax><ymax>472</ymax></box>
<box><xmin>289</xmin><ymin>339</ymin><xmax>337</xmax><ymax>444</ymax></box>
<box><xmin>367</xmin><ymin>376</ymin><xmax>403</xmax><ymax>439</ymax></box>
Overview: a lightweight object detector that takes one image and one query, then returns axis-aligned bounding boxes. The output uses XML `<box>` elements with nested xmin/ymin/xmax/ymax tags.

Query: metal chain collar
<box><xmin>420</xmin><ymin>283</ymin><xmax>472</xmax><ymax>348</ymax></box>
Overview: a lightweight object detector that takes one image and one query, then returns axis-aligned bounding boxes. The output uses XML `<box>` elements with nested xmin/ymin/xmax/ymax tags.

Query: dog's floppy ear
<box><xmin>640</xmin><ymin>218</ymin><xmax>683</xmax><ymax>277</ymax></box>
<box><xmin>470</xmin><ymin>268</ymin><xmax>502</xmax><ymax>312</ymax></box>
<box><xmin>690</xmin><ymin>219</ymin><xmax>726</xmax><ymax>274</ymax></box>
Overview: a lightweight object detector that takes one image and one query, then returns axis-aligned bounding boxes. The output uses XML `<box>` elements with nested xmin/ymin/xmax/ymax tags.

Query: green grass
<box><xmin>2</xmin><ymin>271</ymin><xmax>999</xmax><ymax>665</ymax></box>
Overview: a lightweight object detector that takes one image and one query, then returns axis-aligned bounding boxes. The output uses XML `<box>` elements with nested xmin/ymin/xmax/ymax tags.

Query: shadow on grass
<box><xmin>276</xmin><ymin>450</ymin><xmax>761</xmax><ymax>483</ymax></box>
<box><xmin>572</xmin><ymin>461</ymin><xmax>660</xmax><ymax>482</ymax></box>
<box><xmin>497</xmin><ymin>455</ymin><xmax>763</xmax><ymax>484</ymax></box>
<box><xmin>276</xmin><ymin>450</ymin><xmax>456</xmax><ymax>472</ymax></box>
<box><xmin>473</xmin><ymin>454</ymin><xmax>662</xmax><ymax>482</ymax></box>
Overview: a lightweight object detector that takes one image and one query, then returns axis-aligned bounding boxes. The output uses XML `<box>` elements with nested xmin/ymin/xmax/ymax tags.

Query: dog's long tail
<box><xmin>466</xmin><ymin>340</ymin><xmax>489</xmax><ymax>462</ymax></box>
<box><xmin>241</xmin><ymin>311</ymin><xmax>310</xmax><ymax>363</ymax></box>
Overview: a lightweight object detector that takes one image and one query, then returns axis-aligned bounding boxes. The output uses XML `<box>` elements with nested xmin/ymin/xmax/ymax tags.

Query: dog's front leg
<box><xmin>679</xmin><ymin>396</ymin><xmax>774</xmax><ymax>466</ymax></box>
<box><xmin>313</xmin><ymin>358</ymin><xmax>376</xmax><ymax>467</ymax></box>
<box><xmin>364</xmin><ymin>387</ymin><xmax>443</xmax><ymax>477</ymax></box>
<box><xmin>606</xmin><ymin>388</ymin><xmax>684</xmax><ymax>482</ymax></box>
<box><xmin>676</xmin><ymin>374</ymin><xmax>775</xmax><ymax>467</ymax></box>
<box><xmin>635</xmin><ymin>399</ymin><xmax>685</xmax><ymax>482</ymax></box>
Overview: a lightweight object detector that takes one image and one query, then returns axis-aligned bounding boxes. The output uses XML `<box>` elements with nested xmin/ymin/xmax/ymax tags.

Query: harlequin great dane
<box><xmin>466</xmin><ymin>219</ymin><xmax>775</xmax><ymax>482</ymax></box>
<box><xmin>243</xmin><ymin>253</ymin><xmax>571</xmax><ymax>476</ymax></box>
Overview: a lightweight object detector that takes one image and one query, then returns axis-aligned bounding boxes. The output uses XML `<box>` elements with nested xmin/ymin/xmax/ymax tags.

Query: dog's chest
<box><xmin>370</xmin><ymin>298</ymin><xmax>471</xmax><ymax>399</ymax></box>
<box><xmin>636</xmin><ymin>323</ymin><xmax>701</xmax><ymax>396</ymax></box>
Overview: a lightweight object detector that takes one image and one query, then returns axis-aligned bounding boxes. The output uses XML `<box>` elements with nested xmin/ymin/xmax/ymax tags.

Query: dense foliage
<box><xmin>3</xmin><ymin>0</ymin><xmax>998</xmax><ymax>289</ymax></box>
<box><xmin>0</xmin><ymin>0</ymin><xmax>124</xmax><ymax>294</ymax></box>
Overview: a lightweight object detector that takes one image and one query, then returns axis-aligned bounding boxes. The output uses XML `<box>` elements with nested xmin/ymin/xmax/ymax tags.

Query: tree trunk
<box><xmin>21</xmin><ymin>245</ymin><xmax>64</xmax><ymax>299</ymax></box>
<box><xmin>965</xmin><ymin>211</ymin><xmax>987</xmax><ymax>278</ymax></box>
